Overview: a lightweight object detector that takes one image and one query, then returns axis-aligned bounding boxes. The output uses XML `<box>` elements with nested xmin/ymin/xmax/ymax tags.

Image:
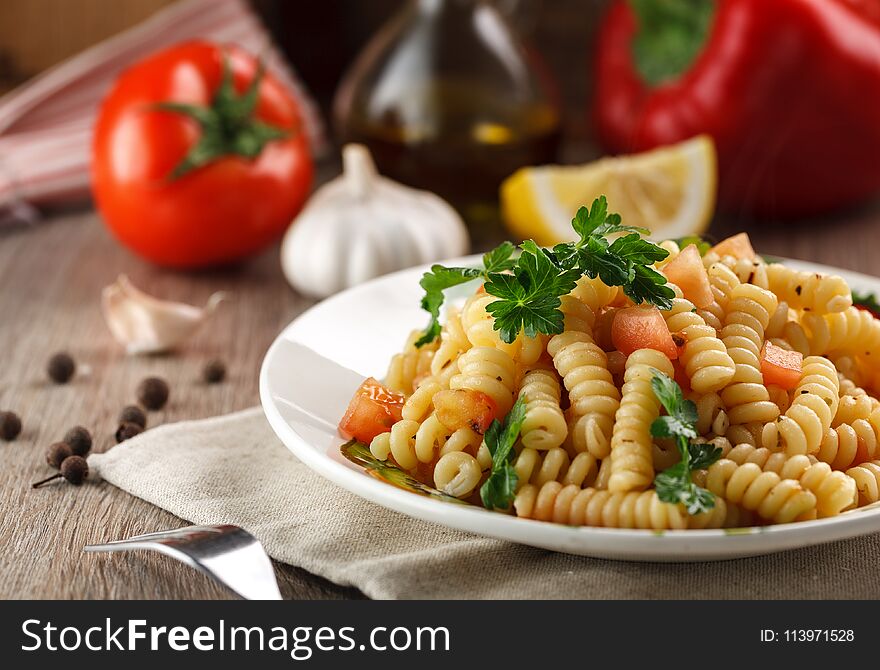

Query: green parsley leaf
<box><xmin>650</xmin><ymin>371</ymin><xmax>718</xmax><ymax>515</ymax></box>
<box><xmin>609</xmin><ymin>233</ymin><xmax>671</xmax><ymax>266</ymax></box>
<box><xmin>483</xmin><ymin>241</ymin><xmax>518</xmax><ymax>274</ymax></box>
<box><xmin>853</xmin><ymin>290</ymin><xmax>880</xmax><ymax>318</ymax></box>
<box><xmin>577</xmin><ymin>236</ymin><xmax>633</xmax><ymax>288</ymax></box>
<box><xmin>484</xmin><ymin>242</ymin><xmax>580</xmax><ymax>343</ymax></box>
<box><xmin>480</xmin><ymin>398</ymin><xmax>527</xmax><ymax>510</ymax></box>
<box><xmin>673</xmin><ymin>235</ymin><xmax>712</xmax><ymax>256</ymax></box>
<box><xmin>688</xmin><ymin>441</ymin><xmax>723</xmax><ymax>471</ymax></box>
<box><xmin>415</xmin><ymin>265</ymin><xmax>482</xmax><ymax>346</ymax></box>
<box><xmin>417</xmin><ymin>195</ymin><xmax>676</xmax><ymax>348</ymax></box>
<box><xmin>624</xmin><ymin>265</ymin><xmax>675</xmax><ymax>310</ymax></box>
<box><xmin>572</xmin><ymin>196</ymin><xmax>647</xmax><ymax>239</ymax></box>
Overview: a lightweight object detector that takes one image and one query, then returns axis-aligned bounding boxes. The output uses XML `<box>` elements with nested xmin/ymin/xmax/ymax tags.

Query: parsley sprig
<box><xmin>416</xmin><ymin>196</ymin><xmax>675</xmax><ymax>346</ymax></box>
<box><xmin>480</xmin><ymin>397</ymin><xmax>527</xmax><ymax>511</ymax></box>
<box><xmin>414</xmin><ymin>242</ymin><xmax>516</xmax><ymax>347</ymax></box>
<box><xmin>650</xmin><ymin>372</ymin><xmax>722</xmax><ymax>515</ymax></box>
<box><xmin>853</xmin><ymin>290</ymin><xmax>880</xmax><ymax>318</ymax></box>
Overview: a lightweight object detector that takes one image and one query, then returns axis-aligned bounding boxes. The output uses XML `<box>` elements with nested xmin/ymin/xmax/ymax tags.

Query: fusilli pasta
<box><xmin>608</xmin><ymin>349</ymin><xmax>675</xmax><ymax>493</ymax></box>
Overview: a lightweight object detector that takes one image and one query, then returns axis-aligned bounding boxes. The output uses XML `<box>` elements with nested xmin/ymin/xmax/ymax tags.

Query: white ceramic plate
<box><xmin>260</xmin><ymin>256</ymin><xmax>880</xmax><ymax>561</ymax></box>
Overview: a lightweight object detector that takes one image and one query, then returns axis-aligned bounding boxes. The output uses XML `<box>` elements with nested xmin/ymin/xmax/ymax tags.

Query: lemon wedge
<box><xmin>500</xmin><ymin>135</ymin><xmax>717</xmax><ymax>245</ymax></box>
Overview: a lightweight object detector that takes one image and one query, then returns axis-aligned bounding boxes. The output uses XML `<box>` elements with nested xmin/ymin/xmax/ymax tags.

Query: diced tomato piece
<box><xmin>853</xmin><ymin>437</ymin><xmax>870</xmax><ymax>467</ymax></box>
<box><xmin>339</xmin><ymin>378</ymin><xmax>405</xmax><ymax>442</ymax></box>
<box><xmin>662</xmin><ymin>244</ymin><xmax>714</xmax><ymax>308</ymax></box>
<box><xmin>433</xmin><ymin>389</ymin><xmax>498</xmax><ymax>435</ymax></box>
<box><xmin>606</xmin><ymin>350</ymin><xmax>627</xmax><ymax>384</ymax></box>
<box><xmin>672</xmin><ymin>359</ymin><xmax>691</xmax><ymax>395</ymax></box>
<box><xmin>476</xmin><ymin>283</ymin><xmax>486</xmax><ymax>294</ymax></box>
<box><xmin>760</xmin><ymin>341</ymin><xmax>803</xmax><ymax>390</ymax></box>
<box><xmin>611</xmin><ymin>306</ymin><xmax>679</xmax><ymax>359</ymax></box>
<box><xmin>594</xmin><ymin>306</ymin><xmax>619</xmax><ymax>351</ymax></box>
<box><xmin>711</xmin><ymin>232</ymin><xmax>756</xmax><ymax>260</ymax></box>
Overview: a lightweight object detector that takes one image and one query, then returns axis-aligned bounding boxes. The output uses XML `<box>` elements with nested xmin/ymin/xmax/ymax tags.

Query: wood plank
<box><xmin>0</xmin><ymin>211</ymin><xmax>362</xmax><ymax>599</ymax></box>
<box><xmin>3</xmin><ymin>196</ymin><xmax>880</xmax><ymax>599</ymax></box>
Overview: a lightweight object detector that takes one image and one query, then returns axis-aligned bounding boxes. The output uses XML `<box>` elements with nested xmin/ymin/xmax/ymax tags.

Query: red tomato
<box><xmin>672</xmin><ymin>359</ymin><xmax>692</xmax><ymax>395</ymax></box>
<box><xmin>711</xmin><ymin>232</ymin><xmax>756</xmax><ymax>260</ymax></box>
<box><xmin>433</xmin><ymin>389</ymin><xmax>498</xmax><ymax>435</ymax></box>
<box><xmin>594</xmin><ymin>306</ymin><xmax>619</xmax><ymax>351</ymax></box>
<box><xmin>339</xmin><ymin>378</ymin><xmax>405</xmax><ymax>443</ymax></box>
<box><xmin>760</xmin><ymin>341</ymin><xmax>803</xmax><ymax>390</ymax></box>
<box><xmin>611</xmin><ymin>306</ymin><xmax>678</xmax><ymax>359</ymax></box>
<box><xmin>662</xmin><ymin>244</ymin><xmax>714</xmax><ymax>309</ymax></box>
<box><xmin>92</xmin><ymin>41</ymin><xmax>313</xmax><ymax>267</ymax></box>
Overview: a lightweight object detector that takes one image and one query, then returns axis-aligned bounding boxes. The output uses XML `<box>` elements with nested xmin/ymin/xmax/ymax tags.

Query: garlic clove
<box><xmin>281</xmin><ymin>144</ymin><xmax>470</xmax><ymax>299</ymax></box>
<box><xmin>101</xmin><ymin>275</ymin><xmax>226</xmax><ymax>354</ymax></box>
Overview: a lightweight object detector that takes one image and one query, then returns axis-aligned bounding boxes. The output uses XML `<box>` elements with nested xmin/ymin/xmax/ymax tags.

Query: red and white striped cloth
<box><xmin>0</xmin><ymin>0</ymin><xmax>325</xmax><ymax>227</ymax></box>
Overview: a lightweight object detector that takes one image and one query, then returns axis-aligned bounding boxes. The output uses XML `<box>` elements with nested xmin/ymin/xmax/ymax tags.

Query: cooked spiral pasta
<box><xmin>721</xmin><ymin>255</ymin><xmax>770</xmax><ymax>289</ymax></box>
<box><xmin>461</xmin><ymin>292</ymin><xmax>545</xmax><ymax>364</ymax></box>
<box><xmin>724</xmin><ymin>444</ymin><xmax>855</xmax><ymax>516</ymax></box>
<box><xmin>385</xmin><ymin>330</ymin><xmax>438</xmax><ymax>394</ymax></box>
<box><xmin>429</xmin><ymin>309</ymin><xmax>470</xmax><ymax>379</ymax></box>
<box><xmin>518</xmin><ymin>368</ymin><xmax>567</xmax><ymax>450</ymax></box>
<box><xmin>802</xmin><ymin>307</ymin><xmax>880</xmax><ymax>360</ymax></box>
<box><xmin>707</xmin><ymin>261</ymin><xmax>741</xmax><ymax>305</ymax></box>
<box><xmin>817</xmin><ymin>418</ymin><xmax>879</xmax><ymax>470</ymax></box>
<box><xmin>433</xmin><ymin>451</ymin><xmax>482</xmax><ymax>498</ymax></box>
<box><xmin>571</xmin><ymin>275</ymin><xmax>619</xmax><ymax>312</ymax></box>
<box><xmin>401</xmin><ymin>381</ymin><xmax>441</xmax><ymax>422</ymax></box>
<box><xmin>371</xmin><ymin>414</ymin><xmax>484</xmax><ymax>474</ymax></box>
<box><xmin>702</xmin><ymin>459</ymin><xmax>817</xmax><ymax>523</ymax></box>
<box><xmin>369</xmin><ymin>419</ymin><xmax>420</xmax><ymax>470</ymax></box>
<box><xmin>350</xmin><ymin>230</ymin><xmax>880</xmax><ymax>531</ymax></box>
<box><xmin>692</xmin><ymin>392</ymin><xmax>727</xmax><ymax>435</ymax></box>
<box><xmin>846</xmin><ymin>460</ymin><xmax>880</xmax><ymax>506</ymax></box>
<box><xmin>548</xmin><ymin>331</ymin><xmax>619</xmax><ymax>458</ymax></box>
<box><xmin>594</xmin><ymin>456</ymin><xmax>613</xmax><ymax>490</ymax></box>
<box><xmin>450</xmin><ymin>346</ymin><xmax>517</xmax><ymax>415</ymax></box>
<box><xmin>726</xmin><ymin>422</ymin><xmax>765</xmax><ymax>448</ymax></box>
<box><xmin>608</xmin><ymin>349</ymin><xmax>675</xmax><ymax>493</ymax></box>
<box><xmin>515</xmin><ymin>482</ymin><xmax>688</xmax><ymax>529</ymax></box>
<box><xmin>514</xmin><ymin>447</ymin><xmax>570</xmax><ymax>489</ymax></box>
<box><xmin>719</xmin><ymin>283</ymin><xmax>780</xmax><ymax>425</ymax></box>
<box><xmin>765</xmin><ymin>263</ymin><xmax>852</xmax><ymax>314</ymax></box>
<box><xmin>774</xmin><ymin>356</ymin><xmax>840</xmax><ymax>455</ymax></box>
<box><xmin>662</xmin><ymin>284</ymin><xmax>735</xmax><ymax>392</ymax></box>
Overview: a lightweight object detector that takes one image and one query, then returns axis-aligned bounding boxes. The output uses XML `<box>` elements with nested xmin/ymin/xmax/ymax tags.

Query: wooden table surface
<box><xmin>2</xmin><ymin>200</ymin><xmax>880</xmax><ymax>600</ymax></box>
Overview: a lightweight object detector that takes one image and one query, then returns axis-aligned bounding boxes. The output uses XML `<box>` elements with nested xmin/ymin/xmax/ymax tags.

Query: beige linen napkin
<box><xmin>89</xmin><ymin>408</ymin><xmax>880</xmax><ymax>599</ymax></box>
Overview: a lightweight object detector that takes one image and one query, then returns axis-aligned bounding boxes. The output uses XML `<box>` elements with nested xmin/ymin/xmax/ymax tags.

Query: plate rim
<box><xmin>260</xmin><ymin>255</ymin><xmax>880</xmax><ymax>560</ymax></box>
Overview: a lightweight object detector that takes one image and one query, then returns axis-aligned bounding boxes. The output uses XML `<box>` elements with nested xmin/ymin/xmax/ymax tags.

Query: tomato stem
<box><xmin>155</xmin><ymin>53</ymin><xmax>292</xmax><ymax>179</ymax></box>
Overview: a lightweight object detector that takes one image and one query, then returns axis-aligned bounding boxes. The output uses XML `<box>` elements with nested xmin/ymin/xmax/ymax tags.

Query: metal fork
<box><xmin>84</xmin><ymin>524</ymin><xmax>282</xmax><ymax>600</ymax></box>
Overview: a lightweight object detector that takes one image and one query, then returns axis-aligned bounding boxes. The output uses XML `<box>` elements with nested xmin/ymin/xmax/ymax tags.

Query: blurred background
<box><xmin>0</xmin><ymin>0</ymin><xmax>605</xmax><ymax>153</ymax></box>
<box><xmin>4</xmin><ymin>0</ymin><xmax>880</xmax><ymax>285</ymax></box>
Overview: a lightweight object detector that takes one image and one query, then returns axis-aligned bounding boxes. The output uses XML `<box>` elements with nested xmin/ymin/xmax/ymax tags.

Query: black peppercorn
<box><xmin>118</xmin><ymin>405</ymin><xmax>147</xmax><ymax>428</ymax></box>
<box><xmin>0</xmin><ymin>411</ymin><xmax>22</xmax><ymax>441</ymax></box>
<box><xmin>203</xmin><ymin>360</ymin><xmax>226</xmax><ymax>384</ymax></box>
<box><xmin>47</xmin><ymin>352</ymin><xmax>76</xmax><ymax>384</ymax></box>
<box><xmin>60</xmin><ymin>456</ymin><xmax>89</xmax><ymax>485</ymax></box>
<box><xmin>137</xmin><ymin>377</ymin><xmax>169</xmax><ymax>410</ymax></box>
<box><xmin>63</xmin><ymin>426</ymin><xmax>92</xmax><ymax>456</ymax></box>
<box><xmin>32</xmin><ymin>455</ymin><xmax>89</xmax><ymax>488</ymax></box>
<box><xmin>115</xmin><ymin>421</ymin><xmax>143</xmax><ymax>443</ymax></box>
<box><xmin>46</xmin><ymin>442</ymin><xmax>72</xmax><ymax>468</ymax></box>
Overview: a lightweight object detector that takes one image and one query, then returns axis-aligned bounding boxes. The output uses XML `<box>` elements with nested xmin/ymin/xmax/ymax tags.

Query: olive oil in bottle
<box><xmin>334</xmin><ymin>0</ymin><xmax>561</xmax><ymax>242</ymax></box>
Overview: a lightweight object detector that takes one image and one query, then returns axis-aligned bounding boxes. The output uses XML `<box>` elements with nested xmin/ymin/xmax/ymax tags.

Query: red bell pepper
<box><xmin>593</xmin><ymin>0</ymin><xmax>880</xmax><ymax>217</ymax></box>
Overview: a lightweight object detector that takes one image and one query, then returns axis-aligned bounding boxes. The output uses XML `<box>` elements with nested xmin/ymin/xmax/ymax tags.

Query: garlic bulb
<box><xmin>102</xmin><ymin>275</ymin><xmax>226</xmax><ymax>354</ymax></box>
<box><xmin>281</xmin><ymin>144</ymin><xmax>469</xmax><ymax>298</ymax></box>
